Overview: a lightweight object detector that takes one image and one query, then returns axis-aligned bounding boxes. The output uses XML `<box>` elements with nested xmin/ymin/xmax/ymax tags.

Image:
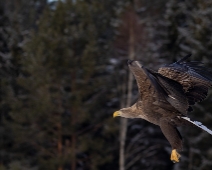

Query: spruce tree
<box><xmin>6</xmin><ymin>1</ymin><xmax>126</xmax><ymax>170</ymax></box>
<box><xmin>0</xmin><ymin>0</ymin><xmax>46</xmax><ymax>169</ymax></box>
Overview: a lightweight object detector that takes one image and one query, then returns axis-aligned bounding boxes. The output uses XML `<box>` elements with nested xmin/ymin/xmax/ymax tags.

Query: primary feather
<box><xmin>158</xmin><ymin>55</ymin><xmax>212</xmax><ymax>110</ymax></box>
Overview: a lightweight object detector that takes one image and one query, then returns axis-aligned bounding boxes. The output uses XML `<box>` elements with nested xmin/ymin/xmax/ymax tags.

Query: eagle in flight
<box><xmin>113</xmin><ymin>54</ymin><xmax>212</xmax><ymax>163</ymax></box>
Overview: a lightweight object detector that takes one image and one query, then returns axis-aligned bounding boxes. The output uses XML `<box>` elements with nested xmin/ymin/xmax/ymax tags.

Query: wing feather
<box><xmin>158</xmin><ymin>55</ymin><xmax>212</xmax><ymax>109</ymax></box>
<box><xmin>142</xmin><ymin>67</ymin><xmax>188</xmax><ymax>114</ymax></box>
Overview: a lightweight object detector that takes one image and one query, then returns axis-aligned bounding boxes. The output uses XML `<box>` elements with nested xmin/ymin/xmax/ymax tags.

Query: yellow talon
<box><xmin>170</xmin><ymin>149</ymin><xmax>181</xmax><ymax>163</ymax></box>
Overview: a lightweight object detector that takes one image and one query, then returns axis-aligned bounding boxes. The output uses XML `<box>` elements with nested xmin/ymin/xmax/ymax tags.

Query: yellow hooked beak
<box><xmin>113</xmin><ymin>111</ymin><xmax>121</xmax><ymax>118</ymax></box>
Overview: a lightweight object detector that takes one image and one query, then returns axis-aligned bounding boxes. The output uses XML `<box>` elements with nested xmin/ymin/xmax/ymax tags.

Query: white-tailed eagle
<box><xmin>113</xmin><ymin>54</ymin><xmax>212</xmax><ymax>163</ymax></box>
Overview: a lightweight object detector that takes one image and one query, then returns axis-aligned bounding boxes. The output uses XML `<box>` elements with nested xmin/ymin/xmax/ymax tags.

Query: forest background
<box><xmin>1</xmin><ymin>0</ymin><xmax>212</xmax><ymax>170</ymax></box>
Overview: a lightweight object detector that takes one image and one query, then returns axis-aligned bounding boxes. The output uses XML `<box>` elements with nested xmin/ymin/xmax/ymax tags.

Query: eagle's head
<box><xmin>113</xmin><ymin>106</ymin><xmax>140</xmax><ymax>119</ymax></box>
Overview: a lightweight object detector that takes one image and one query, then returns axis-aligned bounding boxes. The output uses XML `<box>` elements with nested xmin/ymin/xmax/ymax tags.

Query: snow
<box><xmin>181</xmin><ymin>117</ymin><xmax>212</xmax><ymax>135</ymax></box>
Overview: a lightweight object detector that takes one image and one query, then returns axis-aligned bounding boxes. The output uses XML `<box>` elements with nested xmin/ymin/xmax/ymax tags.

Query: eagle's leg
<box><xmin>160</xmin><ymin>118</ymin><xmax>183</xmax><ymax>163</ymax></box>
<box><xmin>170</xmin><ymin>149</ymin><xmax>181</xmax><ymax>163</ymax></box>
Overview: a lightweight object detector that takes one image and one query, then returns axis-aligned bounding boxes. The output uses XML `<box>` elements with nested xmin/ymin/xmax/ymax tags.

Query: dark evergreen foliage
<box><xmin>1</xmin><ymin>0</ymin><xmax>212</xmax><ymax>170</ymax></box>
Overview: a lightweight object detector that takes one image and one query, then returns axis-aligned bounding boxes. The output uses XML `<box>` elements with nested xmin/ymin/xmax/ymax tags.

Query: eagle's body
<box><xmin>113</xmin><ymin>55</ymin><xmax>212</xmax><ymax>163</ymax></box>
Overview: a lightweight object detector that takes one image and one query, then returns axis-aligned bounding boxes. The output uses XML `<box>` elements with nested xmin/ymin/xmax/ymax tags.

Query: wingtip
<box><xmin>127</xmin><ymin>59</ymin><xmax>134</xmax><ymax>65</ymax></box>
<box><xmin>176</xmin><ymin>54</ymin><xmax>192</xmax><ymax>63</ymax></box>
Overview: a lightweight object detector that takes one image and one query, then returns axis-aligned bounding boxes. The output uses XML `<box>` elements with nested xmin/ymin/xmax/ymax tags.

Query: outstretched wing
<box><xmin>158</xmin><ymin>54</ymin><xmax>212</xmax><ymax>110</ymax></box>
<box><xmin>142</xmin><ymin>68</ymin><xmax>188</xmax><ymax>114</ymax></box>
<box><xmin>128</xmin><ymin>60</ymin><xmax>188</xmax><ymax>114</ymax></box>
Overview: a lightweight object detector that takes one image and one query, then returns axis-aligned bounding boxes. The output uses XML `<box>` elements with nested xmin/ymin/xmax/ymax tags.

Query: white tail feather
<box><xmin>181</xmin><ymin>117</ymin><xmax>212</xmax><ymax>135</ymax></box>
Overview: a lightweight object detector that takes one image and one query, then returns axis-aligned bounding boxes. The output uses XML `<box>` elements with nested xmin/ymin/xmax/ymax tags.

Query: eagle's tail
<box><xmin>181</xmin><ymin>117</ymin><xmax>212</xmax><ymax>135</ymax></box>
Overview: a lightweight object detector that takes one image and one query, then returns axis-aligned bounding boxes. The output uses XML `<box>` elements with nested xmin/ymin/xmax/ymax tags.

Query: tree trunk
<box><xmin>70</xmin><ymin>73</ymin><xmax>77</xmax><ymax>170</ymax></box>
<box><xmin>71</xmin><ymin>134</ymin><xmax>76</xmax><ymax>170</ymax></box>
<box><xmin>119</xmin><ymin>16</ymin><xmax>135</xmax><ymax>170</ymax></box>
<box><xmin>57</xmin><ymin>122</ymin><xmax>63</xmax><ymax>170</ymax></box>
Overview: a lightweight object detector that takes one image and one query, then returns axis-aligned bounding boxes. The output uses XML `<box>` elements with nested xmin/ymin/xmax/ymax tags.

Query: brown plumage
<box><xmin>113</xmin><ymin>54</ymin><xmax>212</xmax><ymax>163</ymax></box>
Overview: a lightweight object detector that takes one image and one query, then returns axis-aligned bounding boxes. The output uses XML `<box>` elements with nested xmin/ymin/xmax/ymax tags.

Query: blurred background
<box><xmin>1</xmin><ymin>0</ymin><xmax>212</xmax><ymax>170</ymax></box>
